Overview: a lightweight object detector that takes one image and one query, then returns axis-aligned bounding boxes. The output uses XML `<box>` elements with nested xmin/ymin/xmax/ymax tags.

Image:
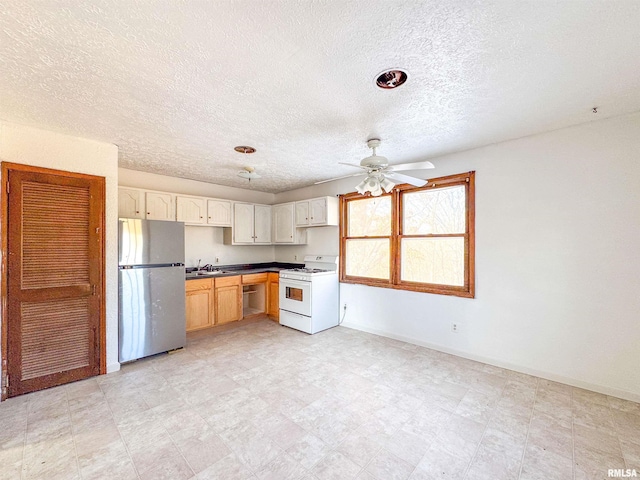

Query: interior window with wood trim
<box><xmin>339</xmin><ymin>171</ymin><xmax>475</xmax><ymax>298</ymax></box>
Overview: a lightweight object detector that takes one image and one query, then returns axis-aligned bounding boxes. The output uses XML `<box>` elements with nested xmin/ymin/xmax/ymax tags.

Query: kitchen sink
<box><xmin>186</xmin><ymin>270</ymin><xmax>234</xmax><ymax>278</ymax></box>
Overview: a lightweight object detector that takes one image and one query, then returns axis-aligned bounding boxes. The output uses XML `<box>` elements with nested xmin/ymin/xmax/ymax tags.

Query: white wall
<box><xmin>184</xmin><ymin>226</ymin><xmax>274</xmax><ymax>267</ymax></box>
<box><xmin>273</xmin><ymin>226</ymin><xmax>339</xmax><ymax>264</ymax></box>
<box><xmin>0</xmin><ymin>121</ymin><xmax>120</xmax><ymax>375</ymax></box>
<box><xmin>274</xmin><ymin>113</ymin><xmax>640</xmax><ymax>401</ymax></box>
<box><xmin>119</xmin><ymin>168</ymin><xmax>276</xmax><ymax>267</ymax></box>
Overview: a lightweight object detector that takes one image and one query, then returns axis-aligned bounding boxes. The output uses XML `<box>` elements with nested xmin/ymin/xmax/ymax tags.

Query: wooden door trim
<box><xmin>1</xmin><ymin>162</ymin><xmax>107</xmax><ymax>401</ymax></box>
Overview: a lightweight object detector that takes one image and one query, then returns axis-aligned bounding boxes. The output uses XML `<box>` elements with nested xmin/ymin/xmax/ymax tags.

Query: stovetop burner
<box><xmin>287</xmin><ymin>268</ymin><xmax>330</xmax><ymax>273</ymax></box>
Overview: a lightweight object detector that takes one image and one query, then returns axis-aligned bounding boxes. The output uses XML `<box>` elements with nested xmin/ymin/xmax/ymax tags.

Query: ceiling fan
<box><xmin>315</xmin><ymin>139</ymin><xmax>435</xmax><ymax>196</ymax></box>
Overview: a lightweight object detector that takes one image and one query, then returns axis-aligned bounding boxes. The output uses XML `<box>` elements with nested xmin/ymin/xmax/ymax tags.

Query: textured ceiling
<box><xmin>1</xmin><ymin>1</ymin><xmax>639</xmax><ymax>193</ymax></box>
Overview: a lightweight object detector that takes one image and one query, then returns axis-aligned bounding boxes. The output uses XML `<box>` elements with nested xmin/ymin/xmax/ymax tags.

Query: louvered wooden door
<box><xmin>5</xmin><ymin>165</ymin><xmax>104</xmax><ymax>397</ymax></box>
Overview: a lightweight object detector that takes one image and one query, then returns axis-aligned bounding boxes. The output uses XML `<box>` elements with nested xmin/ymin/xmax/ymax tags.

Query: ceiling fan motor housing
<box><xmin>360</xmin><ymin>155</ymin><xmax>389</xmax><ymax>168</ymax></box>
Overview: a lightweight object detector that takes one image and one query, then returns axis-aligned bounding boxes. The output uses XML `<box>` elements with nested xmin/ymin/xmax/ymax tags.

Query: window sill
<box><xmin>339</xmin><ymin>277</ymin><xmax>475</xmax><ymax>298</ymax></box>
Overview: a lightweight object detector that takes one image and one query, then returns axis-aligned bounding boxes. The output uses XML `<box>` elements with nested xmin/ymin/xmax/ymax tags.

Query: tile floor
<box><xmin>1</xmin><ymin>317</ymin><xmax>639</xmax><ymax>480</ymax></box>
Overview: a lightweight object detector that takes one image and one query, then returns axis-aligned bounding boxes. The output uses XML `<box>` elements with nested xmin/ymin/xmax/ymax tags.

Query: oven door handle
<box><xmin>280</xmin><ymin>278</ymin><xmax>310</xmax><ymax>288</ymax></box>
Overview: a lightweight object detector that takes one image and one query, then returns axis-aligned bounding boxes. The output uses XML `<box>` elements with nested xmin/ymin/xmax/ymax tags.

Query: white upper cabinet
<box><xmin>295</xmin><ymin>196</ymin><xmax>339</xmax><ymax>227</ymax></box>
<box><xmin>207</xmin><ymin>199</ymin><xmax>231</xmax><ymax>226</ymax></box>
<box><xmin>145</xmin><ymin>192</ymin><xmax>175</xmax><ymax>221</ymax></box>
<box><xmin>118</xmin><ymin>187</ymin><xmax>335</xmax><ymax>246</ymax></box>
<box><xmin>254</xmin><ymin>205</ymin><xmax>272</xmax><ymax>244</ymax></box>
<box><xmin>295</xmin><ymin>201</ymin><xmax>310</xmax><ymax>227</ymax></box>
<box><xmin>233</xmin><ymin>203</ymin><xmax>255</xmax><ymax>243</ymax></box>
<box><xmin>176</xmin><ymin>196</ymin><xmax>206</xmax><ymax>224</ymax></box>
<box><xmin>231</xmin><ymin>203</ymin><xmax>272</xmax><ymax>244</ymax></box>
<box><xmin>310</xmin><ymin>197</ymin><xmax>328</xmax><ymax>225</ymax></box>
<box><xmin>274</xmin><ymin>203</ymin><xmax>307</xmax><ymax>244</ymax></box>
<box><xmin>118</xmin><ymin>188</ymin><xmax>145</xmax><ymax>219</ymax></box>
<box><xmin>273</xmin><ymin>203</ymin><xmax>295</xmax><ymax>243</ymax></box>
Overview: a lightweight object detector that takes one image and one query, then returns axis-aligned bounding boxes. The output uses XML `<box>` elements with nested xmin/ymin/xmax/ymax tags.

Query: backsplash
<box><xmin>184</xmin><ymin>225</ymin><xmax>274</xmax><ymax>268</ymax></box>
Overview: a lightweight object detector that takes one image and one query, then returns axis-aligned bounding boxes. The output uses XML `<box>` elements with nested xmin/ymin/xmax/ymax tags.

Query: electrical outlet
<box><xmin>451</xmin><ymin>323</ymin><xmax>459</xmax><ymax>333</ymax></box>
<box><xmin>343</xmin><ymin>303</ymin><xmax>347</xmax><ymax>311</ymax></box>
<box><xmin>294</xmin><ymin>255</ymin><xmax>298</xmax><ymax>261</ymax></box>
<box><xmin>215</xmin><ymin>257</ymin><xmax>220</xmax><ymax>263</ymax></box>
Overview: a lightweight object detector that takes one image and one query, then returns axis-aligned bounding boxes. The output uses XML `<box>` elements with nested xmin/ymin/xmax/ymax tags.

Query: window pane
<box><xmin>401</xmin><ymin>237</ymin><xmax>465</xmax><ymax>286</ymax></box>
<box><xmin>345</xmin><ymin>238</ymin><xmax>390</xmax><ymax>279</ymax></box>
<box><xmin>348</xmin><ymin>196</ymin><xmax>391</xmax><ymax>237</ymax></box>
<box><xmin>403</xmin><ymin>185</ymin><xmax>465</xmax><ymax>235</ymax></box>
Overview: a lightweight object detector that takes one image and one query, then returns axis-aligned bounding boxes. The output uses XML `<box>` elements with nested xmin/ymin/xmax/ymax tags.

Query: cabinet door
<box><xmin>273</xmin><ymin>203</ymin><xmax>295</xmax><ymax>243</ymax></box>
<box><xmin>207</xmin><ymin>199</ymin><xmax>231</xmax><ymax>226</ymax></box>
<box><xmin>216</xmin><ymin>285</ymin><xmax>242</xmax><ymax>324</ymax></box>
<box><xmin>233</xmin><ymin>203</ymin><xmax>255</xmax><ymax>243</ymax></box>
<box><xmin>118</xmin><ymin>188</ymin><xmax>145</xmax><ymax>219</ymax></box>
<box><xmin>310</xmin><ymin>198</ymin><xmax>327</xmax><ymax>225</ymax></box>
<box><xmin>254</xmin><ymin>205</ymin><xmax>272</xmax><ymax>244</ymax></box>
<box><xmin>186</xmin><ymin>289</ymin><xmax>213</xmax><ymax>331</ymax></box>
<box><xmin>267</xmin><ymin>273</ymin><xmax>279</xmax><ymax>320</ymax></box>
<box><xmin>186</xmin><ymin>279</ymin><xmax>214</xmax><ymax>331</ymax></box>
<box><xmin>176</xmin><ymin>196</ymin><xmax>206</xmax><ymax>224</ymax></box>
<box><xmin>146</xmin><ymin>192</ymin><xmax>174</xmax><ymax>220</ymax></box>
<box><xmin>295</xmin><ymin>201</ymin><xmax>310</xmax><ymax>226</ymax></box>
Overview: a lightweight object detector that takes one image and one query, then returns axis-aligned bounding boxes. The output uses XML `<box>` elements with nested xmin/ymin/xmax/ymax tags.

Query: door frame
<box><xmin>1</xmin><ymin>162</ymin><xmax>107</xmax><ymax>400</ymax></box>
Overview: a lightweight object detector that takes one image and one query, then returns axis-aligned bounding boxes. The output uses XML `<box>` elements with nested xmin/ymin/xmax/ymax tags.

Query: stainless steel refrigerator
<box><xmin>118</xmin><ymin>218</ymin><xmax>186</xmax><ymax>363</ymax></box>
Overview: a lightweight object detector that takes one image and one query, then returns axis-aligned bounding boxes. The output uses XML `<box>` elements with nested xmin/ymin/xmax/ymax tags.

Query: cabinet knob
<box><xmin>200</xmin><ymin>216</ymin><xmax>203</xmax><ymax>219</ymax></box>
<box><xmin>147</xmin><ymin>212</ymin><xmax>151</xmax><ymax>215</ymax></box>
<box><xmin>136</xmin><ymin>211</ymin><xmax>139</xmax><ymax>214</ymax></box>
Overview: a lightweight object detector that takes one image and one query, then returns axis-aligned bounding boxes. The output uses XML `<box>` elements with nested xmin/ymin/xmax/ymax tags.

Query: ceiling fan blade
<box><xmin>314</xmin><ymin>172</ymin><xmax>365</xmax><ymax>185</ymax></box>
<box><xmin>386</xmin><ymin>172</ymin><xmax>428</xmax><ymax>187</ymax></box>
<box><xmin>388</xmin><ymin>160</ymin><xmax>435</xmax><ymax>171</ymax></box>
<box><xmin>338</xmin><ymin>162</ymin><xmax>366</xmax><ymax>169</ymax></box>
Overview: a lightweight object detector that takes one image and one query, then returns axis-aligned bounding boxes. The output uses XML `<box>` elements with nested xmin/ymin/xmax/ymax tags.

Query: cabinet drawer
<box><xmin>242</xmin><ymin>273</ymin><xmax>268</xmax><ymax>284</ymax></box>
<box><xmin>215</xmin><ymin>275</ymin><xmax>241</xmax><ymax>287</ymax></box>
<box><xmin>186</xmin><ymin>278</ymin><xmax>213</xmax><ymax>292</ymax></box>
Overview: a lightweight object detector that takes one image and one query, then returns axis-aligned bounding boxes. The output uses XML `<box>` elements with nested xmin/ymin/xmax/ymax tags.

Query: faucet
<box><xmin>196</xmin><ymin>259</ymin><xmax>202</xmax><ymax>271</ymax></box>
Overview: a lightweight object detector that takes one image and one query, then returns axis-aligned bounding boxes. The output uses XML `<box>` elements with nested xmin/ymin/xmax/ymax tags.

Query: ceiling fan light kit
<box><xmin>238</xmin><ymin>166</ymin><xmax>261</xmax><ymax>181</ymax></box>
<box><xmin>356</xmin><ymin>175</ymin><xmax>395</xmax><ymax>197</ymax></box>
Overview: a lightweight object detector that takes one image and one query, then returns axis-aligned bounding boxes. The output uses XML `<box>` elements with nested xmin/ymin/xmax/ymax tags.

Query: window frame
<box><xmin>339</xmin><ymin>171</ymin><xmax>475</xmax><ymax>298</ymax></box>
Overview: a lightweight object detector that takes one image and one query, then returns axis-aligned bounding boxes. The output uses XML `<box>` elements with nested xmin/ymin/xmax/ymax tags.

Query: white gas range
<box><xmin>279</xmin><ymin>255</ymin><xmax>339</xmax><ymax>334</ymax></box>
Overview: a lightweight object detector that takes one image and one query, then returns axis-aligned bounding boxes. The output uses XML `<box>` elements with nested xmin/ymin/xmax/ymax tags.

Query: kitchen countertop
<box><xmin>185</xmin><ymin>262</ymin><xmax>303</xmax><ymax>280</ymax></box>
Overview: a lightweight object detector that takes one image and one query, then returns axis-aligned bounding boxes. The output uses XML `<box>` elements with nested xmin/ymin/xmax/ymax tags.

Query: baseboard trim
<box><xmin>106</xmin><ymin>362</ymin><xmax>121</xmax><ymax>374</ymax></box>
<box><xmin>341</xmin><ymin>321</ymin><xmax>640</xmax><ymax>403</ymax></box>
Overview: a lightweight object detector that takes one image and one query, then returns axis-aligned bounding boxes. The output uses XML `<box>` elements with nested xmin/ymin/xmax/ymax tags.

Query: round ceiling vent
<box><xmin>374</xmin><ymin>69</ymin><xmax>408</xmax><ymax>89</ymax></box>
